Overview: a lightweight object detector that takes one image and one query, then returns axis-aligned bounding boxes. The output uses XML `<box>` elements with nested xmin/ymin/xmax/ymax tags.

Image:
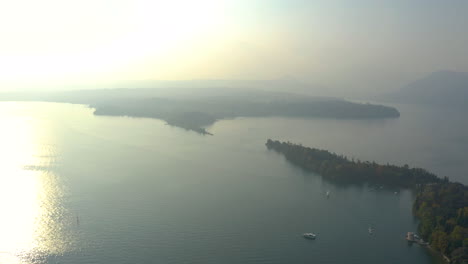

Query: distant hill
<box><xmin>384</xmin><ymin>71</ymin><xmax>468</xmax><ymax>107</ymax></box>
<box><xmin>4</xmin><ymin>78</ymin><xmax>329</xmax><ymax>97</ymax></box>
<box><xmin>0</xmin><ymin>88</ymin><xmax>400</xmax><ymax>135</ymax></box>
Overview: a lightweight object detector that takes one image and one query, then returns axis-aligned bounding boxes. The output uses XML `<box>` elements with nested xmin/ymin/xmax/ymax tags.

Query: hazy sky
<box><xmin>1</xmin><ymin>0</ymin><xmax>467</xmax><ymax>94</ymax></box>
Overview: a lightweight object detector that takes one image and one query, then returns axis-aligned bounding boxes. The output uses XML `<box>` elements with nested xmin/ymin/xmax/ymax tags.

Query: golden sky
<box><xmin>1</xmin><ymin>0</ymin><xmax>468</xmax><ymax>93</ymax></box>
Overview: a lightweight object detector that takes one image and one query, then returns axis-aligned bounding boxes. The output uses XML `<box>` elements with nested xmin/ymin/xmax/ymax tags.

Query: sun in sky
<box><xmin>1</xmin><ymin>0</ymin><xmax>468</xmax><ymax>93</ymax></box>
<box><xmin>0</xmin><ymin>0</ymin><xmax>234</xmax><ymax>85</ymax></box>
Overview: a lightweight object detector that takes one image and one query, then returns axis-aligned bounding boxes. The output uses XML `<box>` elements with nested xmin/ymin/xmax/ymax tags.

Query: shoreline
<box><xmin>265</xmin><ymin>140</ymin><xmax>467</xmax><ymax>264</ymax></box>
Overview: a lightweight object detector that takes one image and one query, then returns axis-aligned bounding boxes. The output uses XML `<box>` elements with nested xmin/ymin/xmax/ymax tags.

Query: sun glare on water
<box><xmin>0</xmin><ymin>103</ymin><xmax>71</xmax><ymax>263</ymax></box>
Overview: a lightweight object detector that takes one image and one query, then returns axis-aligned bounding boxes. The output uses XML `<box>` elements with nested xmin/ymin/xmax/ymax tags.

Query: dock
<box><xmin>406</xmin><ymin>232</ymin><xmax>428</xmax><ymax>245</ymax></box>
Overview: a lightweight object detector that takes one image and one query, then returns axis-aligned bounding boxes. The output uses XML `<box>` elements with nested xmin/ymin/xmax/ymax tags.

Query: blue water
<box><xmin>1</xmin><ymin>101</ymin><xmax>463</xmax><ymax>264</ymax></box>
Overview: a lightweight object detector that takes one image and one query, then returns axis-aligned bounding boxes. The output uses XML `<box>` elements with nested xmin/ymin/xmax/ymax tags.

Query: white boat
<box><xmin>326</xmin><ymin>191</ymin><xmax>330</xmax><ymax>197</ymax></box>
<box><xmin>368</xmin><ymin>227</ymin><xmax>374</xmax><ymax>234</ymax></box>
<box><xmin>303</xmin><ymin>233</ymin><xmax>317</xmax><ymax>239</ymax></box>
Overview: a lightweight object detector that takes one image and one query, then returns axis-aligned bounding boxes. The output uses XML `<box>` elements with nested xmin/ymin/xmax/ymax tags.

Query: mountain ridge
<box><xmin>383</xmin><ymin>70</ymin><xmax>468</xmax><ymax>107</ymax></box>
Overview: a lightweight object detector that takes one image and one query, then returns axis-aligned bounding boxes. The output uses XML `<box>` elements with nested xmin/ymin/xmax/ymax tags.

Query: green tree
<box><xmin>432</xmin><ymin>231</ymin><xmax>449</xmax><ymax>254</ymax></box>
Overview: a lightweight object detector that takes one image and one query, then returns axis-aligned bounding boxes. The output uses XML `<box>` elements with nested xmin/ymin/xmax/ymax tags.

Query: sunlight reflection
<box><xmin>0</xmin><ymin>103</ymin><xmax>72</xmax><ymax>263</ymax></box>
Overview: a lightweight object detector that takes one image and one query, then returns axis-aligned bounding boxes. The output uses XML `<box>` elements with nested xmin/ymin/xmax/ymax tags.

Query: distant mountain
<box><xmin>384</xmin><ymin>71</ymin><xmax>468</xmax><ymax>107</ymax></box>
<box><xmin>118</xmin><ymin>79</ymin><xmax>330</xmax><ymax>96</ymax></box>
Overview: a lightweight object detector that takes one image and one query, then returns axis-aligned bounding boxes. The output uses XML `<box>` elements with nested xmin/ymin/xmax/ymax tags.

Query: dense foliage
<box><xmin>266</xmin><ymin>139</ymin><xmax>468</xmax><ymax>263</ymax></box>
<box><xmin>414</xmin><ymin>183</ymin><xmax>468</xmax><ymax>264</ymax></box>
<box><xmin>266</xmin><ymin>139</ymin><xmax>440</xmax><ymax>187</ymax></box>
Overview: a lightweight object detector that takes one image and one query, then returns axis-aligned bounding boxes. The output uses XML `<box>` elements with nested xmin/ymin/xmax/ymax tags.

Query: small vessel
<box><xmin>303</xmin><ymin>233</ymin><xmax>317</xmax><ymax>239</ymax></box>
<box><xmin>368</xmin><ymin>227</ymin><xmax>374</xmax><ymax>234</ymax></box>
<box><xmin>326</xmin><ymin>191</ymin><xmax>330</xmax><ymax>198</ymax></box>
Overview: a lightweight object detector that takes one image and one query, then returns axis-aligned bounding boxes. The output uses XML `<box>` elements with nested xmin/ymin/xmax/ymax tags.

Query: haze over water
<box><xmin>0</xmin><ymin>101</ymin><xmax>464</xmax><ymax>263</ymax></box>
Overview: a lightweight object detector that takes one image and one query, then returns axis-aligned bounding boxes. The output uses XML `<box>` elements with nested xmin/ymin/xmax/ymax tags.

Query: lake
<box><xmin>0</xmin><ymin>101</ymin><xmax>465</xmax><ymax>264</ymax></box>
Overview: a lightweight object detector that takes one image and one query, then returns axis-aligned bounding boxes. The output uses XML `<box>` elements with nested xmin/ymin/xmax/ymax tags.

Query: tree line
<box><xmin>266</xmin><ymin>139</ymin><xmax>440</xmax><ymax>187</ymax></box>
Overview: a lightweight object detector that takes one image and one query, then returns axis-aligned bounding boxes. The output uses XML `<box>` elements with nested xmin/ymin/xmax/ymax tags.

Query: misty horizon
<box><xmin>1</xmin><ymin>0</ymin><xmax>468</xmax><ymax>97</ymax></box>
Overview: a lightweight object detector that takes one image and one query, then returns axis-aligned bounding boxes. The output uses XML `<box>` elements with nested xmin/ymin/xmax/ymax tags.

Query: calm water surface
<box><xmin>0</xmin><ymin>101</ymin><xmax>465</xmax><ymax>264</ymax></box>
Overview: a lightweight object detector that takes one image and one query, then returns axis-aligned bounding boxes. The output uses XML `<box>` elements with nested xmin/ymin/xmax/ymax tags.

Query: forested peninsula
<box><xmin>92</xmin><ymin>98</ymin><xmax>400</xmax><ymax>135</ymax></box>
<box><xmin>266</xmin><ymin>139</ymin><xmax>468</xmax><ymax>264</ymax></box>
<box><xmin>0</xmin><ymin>88</ymin><xmax>400</xmax><ymax>135</ymax></box>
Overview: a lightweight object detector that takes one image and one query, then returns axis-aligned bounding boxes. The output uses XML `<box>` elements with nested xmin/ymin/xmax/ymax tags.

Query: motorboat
<box><xmin>303</xmin><ymin>233</ymin><xmax>317</xmax><ymax>239</ymax></box>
